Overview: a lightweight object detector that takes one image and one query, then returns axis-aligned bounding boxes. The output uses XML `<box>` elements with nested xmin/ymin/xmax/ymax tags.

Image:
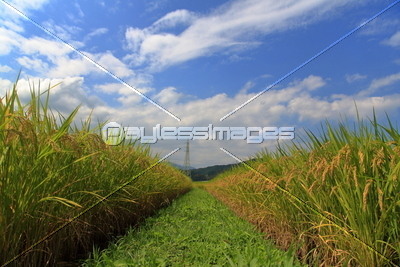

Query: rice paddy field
<box><xmin>202</xmin><ymin>111</ymin><xmax>400</xmax><ymax>266</ymax></box>
<box><xmin>0</xmin><ymin>77</ymin><xmax>192</xmax><ymax>266</ymax></box>
<box><xmin>1</xmin><ymin>75</ymin><xmax>400</xmax><ymax>266</ymax></box>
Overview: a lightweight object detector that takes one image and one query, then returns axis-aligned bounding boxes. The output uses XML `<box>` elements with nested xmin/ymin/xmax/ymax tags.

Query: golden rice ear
<box><xmin>362</xmin><ymin>179</ymin><xmax>373</xmax><ymax>212</ymax></box>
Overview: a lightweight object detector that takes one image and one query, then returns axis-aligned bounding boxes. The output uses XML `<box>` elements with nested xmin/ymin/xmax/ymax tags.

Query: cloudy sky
<box><xmin>0</xmin><ymin>0</ymin><xmax>399</xmax><ymax>168</ymax></box>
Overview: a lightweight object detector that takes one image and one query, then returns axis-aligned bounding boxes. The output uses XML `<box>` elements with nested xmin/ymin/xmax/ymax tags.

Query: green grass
<box><xmin>204</xmin><ymin>109</ymin><xmax>400</xmax><ymax>266</ymax></box>
<box><xmin>0</xmin><ymin>75</ymin><xmax>192</xmax><ymax>266</ymax></box>
<box><xmin>82</xmin><ymin>188</ymin><xmax>303</xmax><ymax>267</ymax></box>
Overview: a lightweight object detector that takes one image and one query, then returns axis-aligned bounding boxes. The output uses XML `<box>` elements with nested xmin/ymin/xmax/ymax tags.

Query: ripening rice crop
<box><xmin>204</xmin><ymin>110</ymin><xmax>400</xmax><ymax>267</ymax></box>
<box><xmin>0</xmin><ymin>74</ymin><xmax>192</xmax><ymax>267</ymax></box>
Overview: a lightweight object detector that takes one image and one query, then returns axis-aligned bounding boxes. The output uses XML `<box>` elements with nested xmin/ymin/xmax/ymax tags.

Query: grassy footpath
<box><xmin>82</xmin><ymin>188</ymin><xmax>303</xmax><ymax>267</ymax></box>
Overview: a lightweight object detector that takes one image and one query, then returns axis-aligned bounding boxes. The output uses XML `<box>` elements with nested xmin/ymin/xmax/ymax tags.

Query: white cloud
<box><xmin>46</xmin><ymin>55</ymin><xmax>98</xmax><ymax>78</ymax></box>
<box><xmin>95</xmin><ymin>82</ymin><xmax>153</xmax><ymax>97</ymax></box>
<box><xmin>154</xmin><ymin>86</ymin><xmax>185</xmax><ymax>106</ymax></box>
<box><xmin>0</xmin><ymin>0</ymin><xmax>50</xmax><ymax>32</ymax></box>
<box><xmin>2</xmin><ymin>20</ymin><xmax>24</xmax><ymax>32</ymax></box>
<box><xmin>238</xmin><ymin>81</ymin><xmax>255</xmax><ymax>95</ymax></box>
<box><xmin>288</xmin><ymin>93</ymin><xmax>400</xmax><ymax>122</ymax></box>
<box><xmin>73</xmin><ymin>2</ymin><xmax>84</xmax><ymax>18</ymax></box>
<box><xmin>260</xmin><ymin>74</ymin><xmax>272</xmax><ymax>79</ymax></box>
<box><xmin>19</xmin><ymin>36</ymin><xmax>72</xmax><ymax>59</ymax></box>
<box><xmin>124</xmin><ymin>0</ymin><xmax>367</xmax><ymax>71</ymax></box>
<box><xmin>284</xmin><ymin>75</ymin><xmax>400</xmax><ymax>123</ymax></box>
<box><xmin>382</xmin><ymin>31</ymin><xmax>400</xmax><ymax>47</ymax></box>
<box><xmin>125</xmin><ymin>27</ymin><xmax>148</xmax><ymax>52</ymax></box>
<box><xmin>96</xmin><ymin>83</ymin><xmax>127</xmax><ymax>94</ymax></box>
<box><xmin>145</xmin><ymin>0</ymin><xmax>168</xmax><ymax>13</ymax></box>
<box><xmin>4</xmin><ymin>0</ymin><xmax>50</xmax><ymax>12</ymax></box>
<box><xmin>151</xmin><ymin>9</ymin><xmax>196</xmax><ymax>31</ymax></box>
<box><xmin>95</xmin><ymin>52</ymin><xmax>135</xmax><ymax>78</ymax></box>
<box><xmin>0</xmin><ymin>78</ymin><xmax>13</xmax><ymax>91</ymax></box>
<box><xmin>0</xmin><ymin>65</ymin><xmax>13</xmax><ymax>72</ymax></box>
<box><xmin>116</xmin><ymin>93</ymin><xmax>147</xmax><ymax>107</ymax></box>
<box><xmin>41</xmin><ymin>20</ymin><xmax>84</xmax><ymax>48</ymax></box>
<box><xmin>0</xmin><ymin>25</ymin><xmax>139</xmax><ymax>81</ymax></box>
<box><xmin>224</xmin><ymin>53</ymin><xmax>251</xmax><ymax>63</ymax></box>
<box><xmin>0</xmin><ymin>25</ymin><xmax>135</xmax><ymax>79</ymax></box>
<box><xmin>0</xmin><ymin>27</ymin><xmax>22</xmax><ymax>55</ymax></box>
<box><xmin>288</xmin><ymin>95</ymin><xmax>332</xmax><ymax>121</ymax></box>
<box><xmin>291</xmin><ymin>75</ymin><xmax>326</xmax><ymax>91</ymax></box>
<box><xmin>16</xmin><ymin>47</ymin><xmax>134</xmax><ymax>79</ymax></box>
<box><xmin>359</xmin><ymin>18</ymin><xmax>400</xmax><ymax>36</ymax></box>
<box><xmin>0</xmin><ymin>14</ymin><xmax>135</xmax><ymax>83</ymax></box>
<box><xmin>16</xmin><ymin>56</ymin><xmax>49</xmax><ymax>73</ymax></box>
<box><xmin>345</xmin><ymin>73</ymin><xmax>367</xmax><ymax>83</ymax></box>
<box><xmin>86</xmin><ymin>28</ymin><xmax>108</xmax><ymax>39</ymax></box>
<box><xmin>358</xmin><ymin>72</ymin><xmax>400</xmax><ymax>97</ymax></box>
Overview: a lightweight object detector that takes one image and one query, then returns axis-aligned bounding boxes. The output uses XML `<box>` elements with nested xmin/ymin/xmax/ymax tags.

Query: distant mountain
<box><xmin>167</xmin><ymin>162</ymin><xmax>196</xmax><ymax>170</ymax></box>
<box><xmin>190</xmin><ymin>163</ymin><xmax>239</xmax><ymax>181</ymax></box>
<box><xmin>167</xmin><ymin>160</ymin><xmax>256</xmax><ymax>181</ymax></box>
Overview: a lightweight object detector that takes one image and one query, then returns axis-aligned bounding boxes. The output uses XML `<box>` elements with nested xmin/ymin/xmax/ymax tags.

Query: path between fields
<box><xmin>82</xmin><ymin>188</ymin><xmax>303</xmax><ymax>267</ymax></box>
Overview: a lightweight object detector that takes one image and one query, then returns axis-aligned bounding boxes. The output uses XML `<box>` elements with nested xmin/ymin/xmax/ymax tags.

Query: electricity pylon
<box><xmin>183</xmin><ymin>139</ymin><xmax>191</xmax><ymax>177</ymax></box>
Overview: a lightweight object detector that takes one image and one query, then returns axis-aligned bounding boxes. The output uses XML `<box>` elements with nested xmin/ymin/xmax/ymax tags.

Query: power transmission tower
<box><xmin>183</xmin><ymin>139</ymin><xmax>191</xmax><ymax>178</ymax></box>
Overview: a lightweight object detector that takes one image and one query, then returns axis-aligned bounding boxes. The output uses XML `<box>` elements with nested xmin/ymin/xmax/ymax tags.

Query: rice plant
<box><xmin>0</xmin><ymin>74</ymin><xmax>192</xmax><ymax>266</ymax></box>
<box><xmin>204</xmin><ymin>109</ymin><xmax>400</xmax><ymax>266</ymax></box>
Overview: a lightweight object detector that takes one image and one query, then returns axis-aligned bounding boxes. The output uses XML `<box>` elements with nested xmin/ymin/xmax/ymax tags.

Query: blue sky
<box><xmin>1</xmin><ymin>0</ymin><xmax>399</xmax><ymax>168</ymax></box>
